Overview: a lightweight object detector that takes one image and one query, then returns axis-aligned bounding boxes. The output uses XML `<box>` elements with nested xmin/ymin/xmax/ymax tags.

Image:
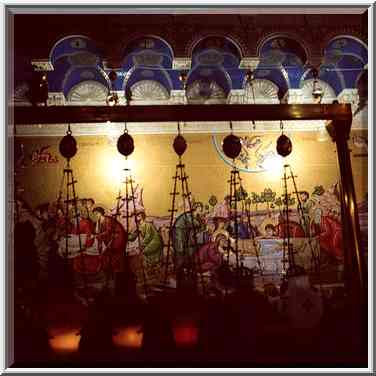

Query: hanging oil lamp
<box><xmin>276</xmin><ymin>121</ymin><xmax>292</xmax><ymax>157</ymax></box>
<box><xmin>173</xmin><ymin>122</ymin><xmax>187</xmax><ymax>156</ymax></box>
<box><xmin>222</xmin><ymin>121</ymin><xmax>241</xmax><ymax>160</ymax></box>
<box><xmin>59</xmin><ymin>124</ymin><xmax>77</xmax><ymax>160</ymax></box>
<box><xmin>117</xmin><ymin>123</ymin><xmax>134</xmax><ymax>157</ymax></box>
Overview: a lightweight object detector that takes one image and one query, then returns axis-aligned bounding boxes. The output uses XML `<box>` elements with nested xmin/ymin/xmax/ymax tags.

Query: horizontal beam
<box><xmin>11</xmin><ymin>104</ymin><xmax>352</xmax><ymax>125</ymax></box>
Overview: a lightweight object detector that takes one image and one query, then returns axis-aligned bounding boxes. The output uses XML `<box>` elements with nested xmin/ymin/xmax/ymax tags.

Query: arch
<box><xmin>256</xmin><ymin>33</ymin><xmax>310</xmax><ymax>65</ymax></box>
<box><xmin>187</xmin><ymin>33</ymin><xmax>245</xmax><ymax>60</ymax></box>
<box><xmin>324</xmin><ymin>34</ymin><xmax>368</xmax><ymax>63</ymax></box>
<box><xmin>123</xmin><ymin>67</ymin><xmax>173</xmax><ymax>99</ymax></box>
<box><xmin>61</xmin><ymin>66</ymin><xmax>109</xmax><ymax>98</ymax></box>
<box><xmin>49</xmin><ymin>35</ymin><xmax>103</xmax><ymax>67</ymax></box>
<box><xmin>122</xmin><ymin>35</ymin><xmax>174</xmax><ymax>71</ymax></box>
<box><xmin>122</xmin><ymin>34</ymin><xmax>174</xmax><ymax>60</ymax></box>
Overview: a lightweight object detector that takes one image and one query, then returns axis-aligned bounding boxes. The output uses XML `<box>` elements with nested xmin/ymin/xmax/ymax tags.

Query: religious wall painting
<box><xmin>30</xmin><ymin>145</ymin><xmax>59</xmax><ymax>166</ymax></box>
<box><xmin>17</xmin><ymin>176</ymin><xmax>368</xmax><ymax>303</ymax></box>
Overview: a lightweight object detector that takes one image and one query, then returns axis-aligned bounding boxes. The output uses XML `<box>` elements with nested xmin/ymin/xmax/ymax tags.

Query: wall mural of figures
<box><xmin>14</xmin><ymin>180</ymin><xmax>368</xmax><ymax>300</ymax></box>
<box><xmin>12</xmin><ymin>131</ymin><xmax>368</xmax><ymax>300</ymax></box>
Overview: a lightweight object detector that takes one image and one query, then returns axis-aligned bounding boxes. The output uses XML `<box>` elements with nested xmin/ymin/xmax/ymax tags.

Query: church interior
<box><xmin>8</xmin><ymin>7</ymin><xmax>369</xmax><ymax>368</ymax></box>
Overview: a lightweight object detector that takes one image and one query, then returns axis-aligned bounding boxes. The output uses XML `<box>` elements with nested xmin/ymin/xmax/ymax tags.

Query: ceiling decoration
<box><xmin>130</xmin><ymin>80</ymin><xmax>170</xmax><ymax>101</ymax></box>
<box><xmin>244</xmin><ymin>79</ymin><xmax>279</xmax><ymax>103</ymax></box>
<box><xmin>67</xmin><ymin>80</ymin><xmax>108</xmax><ymax>103</ymax></box>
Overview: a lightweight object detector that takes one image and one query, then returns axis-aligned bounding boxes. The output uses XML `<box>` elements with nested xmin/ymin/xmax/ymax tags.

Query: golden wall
<box><xmin>15</xmin><ymin>129</ymin><xmax>368</xmax><ymax>214</ymax></box>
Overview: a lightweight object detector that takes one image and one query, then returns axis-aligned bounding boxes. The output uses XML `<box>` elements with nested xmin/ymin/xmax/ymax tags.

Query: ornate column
<box><xmin>327</xmin><ymin>109</ymin><xmax>367</xmax><ymax>301</ymax></box>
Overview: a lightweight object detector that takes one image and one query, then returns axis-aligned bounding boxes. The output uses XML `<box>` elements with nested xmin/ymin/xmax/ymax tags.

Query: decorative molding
<box><xmin>130</xmin><ymin>80</ymin><xmax>169</xmax><ymax>102</ymax></box>
<box><xmin>228</xmin><ymin>89</ymin><xmax>245</xmax><ymax>104</ymax></box>
<box><xmin>15</xmin><ymin>116</ymin><xmax>364</xmax><ymax>137</ymax></box>
<box><xmin>67</xmin><ymin>80</ymin><xmax>108</xmax><ymax>103</ymax></box>
<box><xmin>172</xmin><ymin>57</ymin><xmax>192</xmax><ymax>70</ymax></box>
<box><xmin>244</xmin><ymin>79</ymin><xmax>279</xmax><ymax>104</ymax></box>
<box><xmin>47</xmin><ymin>92</ymin><xmax>66</xmax><ymax>106</ymax></box>
<box><xmin>31</xmin><ymin>59</ymin><xmax>54</xmax><ymax>71</ymax></box>
<box><xmin>239</xmin><ymin>57</ymin><xmax>260</xmax><ymax>71</ymax></box>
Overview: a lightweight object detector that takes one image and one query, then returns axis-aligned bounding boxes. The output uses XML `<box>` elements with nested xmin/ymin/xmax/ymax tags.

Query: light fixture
<box><xmin>311</xmin><ymin>68</ymin><xmax>323</xmax><ymax>102</ymax></box>
<box><xmin>106</xmin><ymin>92</ymin><xmax>119</xmax><ymax>107</ymax></box>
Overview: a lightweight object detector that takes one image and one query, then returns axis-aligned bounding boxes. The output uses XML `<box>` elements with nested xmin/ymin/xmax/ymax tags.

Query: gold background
<box><xmin>16</xmin><ymin>130</ymin><xmax>368</xmax><ymax>214</ymax></box>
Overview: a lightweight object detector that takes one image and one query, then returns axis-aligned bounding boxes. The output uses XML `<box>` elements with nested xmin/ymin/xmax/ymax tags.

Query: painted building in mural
<box><xmin>13</xmin><ymin>14</ymin><xmax>368</xmax><ymax>293</ymax></box>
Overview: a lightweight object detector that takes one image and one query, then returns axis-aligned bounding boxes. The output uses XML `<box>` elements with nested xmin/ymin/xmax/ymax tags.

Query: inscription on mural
<box><xmin>30</xmin><ymin>146</ymin><xmax>59</xmax><ymax>166</ymax></box>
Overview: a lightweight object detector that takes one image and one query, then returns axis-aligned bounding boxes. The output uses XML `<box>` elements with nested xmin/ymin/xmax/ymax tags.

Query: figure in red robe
<box><xmin>318</xmin><ymin>210</ymin><xmax>343</xmax><ymax>260</ymax></box>
<box><xmin>93</xmin><ymin>206</ymin><xmax>127</xmax><ymax>273</ymax></box>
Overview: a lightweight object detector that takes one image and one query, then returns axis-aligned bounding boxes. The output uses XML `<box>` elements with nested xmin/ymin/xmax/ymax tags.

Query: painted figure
<box><xmin>195</xmin><ymin>233</ymin><xmax>226</xmax><ymax>274</ymax></box>
<box><xmin>298</xmin><ymin>191</ymin><xmax>314</xmax><ymax>236</ymax></box>
<box><xmin>93</xmin><ymin>206</ymin><xmax>127</xmax><ymax>273</ymax></box>
<box><xmin>172</xmin><ymin>202</ymin><xmax>206</xmax><ymax>274</ymax></box>
<box><xmin>314</xmin><ymin>208</ymin><xmax>343</xmax><ymax>261</ymax></box>
<box><xmin>129</xmin><ymin>211</ymin><xmax>163</xmax><ymax>283</ymax></box>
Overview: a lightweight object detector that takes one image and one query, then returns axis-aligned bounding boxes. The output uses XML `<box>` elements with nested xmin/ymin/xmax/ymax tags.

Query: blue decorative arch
<box><xmin>49</xmin><ymin>35</ymin><xmax>103</xmax><ymax>67</ymax></box>
<box><xmin>123</xmin><ymin>67</ymin><xmax>173</xmax><ymax>98</ymax></box>
<box><xmin>323</xmin><ymin>35</ymin><xmax>367</xmax><ymax>91</ymax></box>
<box><xmin>122</xmin><ymin>36</ymin><xmax>174</xmax><ymax>71</ymax></box>
<box><xmin>191</xmin><ymin>36</ymin><xmax>242</xmax><ymax>69</ymax></box>
<box><xmin>61</xmin><ymin>67</ymin><xmax>109</xmax><ymax>98</ymax></box>
<box><xmin>258</xmin><ymin>36</ymin><xmax>307</xmax><ymax>90</ymax></box>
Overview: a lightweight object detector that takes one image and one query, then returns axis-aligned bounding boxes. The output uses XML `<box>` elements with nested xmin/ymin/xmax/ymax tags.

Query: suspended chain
<box><xmin>229</xmin><ymin>168</ymin><xmax>241</xmax><ymax>274</ymax></box>
<box><xmin>179</xmin><ymin>162</ymin><xmax>206</xmax><ymax>295</ymax></box>
<box><xmin>69</xmin><ymin>167</ymin><xmax>89</xmax><ymax>302</ymax></box>
<box><xmin>61</xmin><ymin>163</ymin><xmax>89</xmax><ymax>301</ymax></box>
<box><xmin>162</xmin><ymin>161</ymin><xmax>180</xmax><ymax>284</ymax></box>
<box><xmin>282</xmin><ymin>165</ymin><xmax>296</xmax><ymax>275</ymax></box>
<box><xmin>129</xmin><ymin>173</ymin><xmax>149</xmax><ymax>297</ymax></box>
<box><xmin>286</xmin><ymin>165</ymin><xmax>320</xmax><ymax>272</ymax></box>
<box><xmin>286</xmin><ymin>165</ymin><xmax>323</xmax><ymax>291</ymax></box>
<box><xmin>105</xmin><ymin>169</ymin><xmax>126</xmax><ymax>290</ymax></box>
<box><xmin>242</xmin><ymin>182</ymin><xmax>263</xmax><ymax>275</ymax></box>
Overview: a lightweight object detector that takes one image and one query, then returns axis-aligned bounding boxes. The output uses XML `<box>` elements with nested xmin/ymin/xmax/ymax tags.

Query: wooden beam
<box><xmin>11</xmin><ymin>104</ymin><xmax>352</xmax><ymax>124</ymax></box>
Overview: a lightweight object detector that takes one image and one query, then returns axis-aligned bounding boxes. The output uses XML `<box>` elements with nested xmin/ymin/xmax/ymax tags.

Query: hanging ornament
<box><xmin>222</xmin><ymin>122</ymin><xmax>241</xmax><ymax>159</ymax></box>
<box><xmin>276</xmin><ymin>121</ymin><xmax>292</xmax><ymax>157</ymax></box>
<box><xmin>108</xmin><ymin>70</ymin><xmax>117</xmax><ymax>82</ymax></box>
<box><xmin>117</xmin><ymin>123</ymin><xmax>134</xmax><ymax>156</ymax></box>
<box><xmin>59</xmin><ymin>125</ymin><xmax>77</xmax><ymax>159</ymax></box>
<box><xmin>173</xmin><ymin>135</ymin><xmax>187</xmax><ymax>156</ymax></box>
<box><xmin>173</xmin><ymin>123</ymin><xmax>187</xmax><ymax>156</ymax></box>
<box><xmin>276</xmin><ymin>134</ymin><xmax>292</xmax><ymax>157</ymax></box>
